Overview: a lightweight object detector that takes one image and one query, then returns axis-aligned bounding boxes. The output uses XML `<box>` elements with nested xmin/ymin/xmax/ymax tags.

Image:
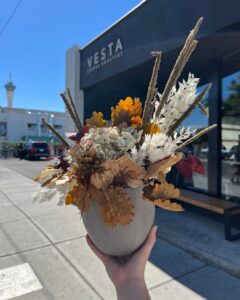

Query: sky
<box><xmin>0</xmin><ymin>0</ymin><xmax>141</xmax><ymax>112</ymax></box>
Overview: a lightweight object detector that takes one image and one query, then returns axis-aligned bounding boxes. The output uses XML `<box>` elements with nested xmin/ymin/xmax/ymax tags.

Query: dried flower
<box><xmin>86</xmin><ymin>111</ymin><xmax>106</xmax><ymax>128</ymax></box>
<box><xmin>111</xmin><ymin>97</ymin><xmax>142</xmax><ymax>128</ymax></box>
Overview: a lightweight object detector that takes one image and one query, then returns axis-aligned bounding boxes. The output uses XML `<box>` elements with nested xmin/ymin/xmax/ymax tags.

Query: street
<box><xmin>1</xmin><ymin>158</ymin><xmax>240</xmax><ymax>299</ymax></box>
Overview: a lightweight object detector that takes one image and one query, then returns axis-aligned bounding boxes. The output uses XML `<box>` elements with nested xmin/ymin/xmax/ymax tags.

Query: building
<box><xmin>65</xmin><ymin>0</ymin><xmax>240</xmax><ymax>201</ymax></box>
<box><xmin>0</xmin><ymin>79</ymin><xmax>65</xmax><ymax>143</ymax></box>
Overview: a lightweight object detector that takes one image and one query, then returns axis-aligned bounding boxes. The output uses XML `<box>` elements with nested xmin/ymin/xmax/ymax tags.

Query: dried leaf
<box><xmin>99</xmin><ymin>187</ymin><xmax>134</xmax><ymax>227</ymax></box>
<box><xmin>152</xmin><ymin>182</ymin><xmax>180</xmax><ymax>199</ymax></box>
<box><xmin>91</xmin><ymin>156</ymin><xmax>146</xmax><ymax>189</ymax></box>
<box><xmin>143</xmin><ymin>181</ymin><xmax>180</xmax><ymax>201</ymax></box>
<box><xmin>116</xmin><ymin>156</ymin><xmax>146</xmax><ymax>188</ymax></box>
<box><xmin>65</xmin><ymin>181</ymin><xmax>93</xmax><ymax>212</ymax></box>
<box><xmin>146</xmin><ymin>153</ymin><xmax>183</xmax><ymax>179</ymax></box>
<box><xmin>90</xmin><ymin>160</ymin><xmax>118</xmax><ymax>189</ymax></box>
<box><xmin>86</xmin><ymin>111</ymin><xmax>106</xmax><ymax>128</ymax></box>
<box><xmin>154</xmin><ymin>199</ymin><xmax>184</xmax><ymax>211</ymax></box>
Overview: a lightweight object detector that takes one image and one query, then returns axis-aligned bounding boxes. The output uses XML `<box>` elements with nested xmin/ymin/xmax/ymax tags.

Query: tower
<box><xmin>4</xmin><ymin>75</ymin><xmax>16</xmax><ymax>108</ymax></box>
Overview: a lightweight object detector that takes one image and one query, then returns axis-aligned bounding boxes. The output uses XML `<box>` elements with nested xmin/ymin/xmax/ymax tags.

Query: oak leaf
<box><xmin>146</xmin><ymin>153</ymin><xmax>183</xmax><ymax>179</ymax></box>
<box><xmin>65</xmin><ymin>181</ymin><xmax>93</xmax><ymax>212</ymax></box>
<box><xmin>99</xmin><ymin>186</ymin><xmax>134</xmax><ymax>227</ymax></box>
<box><xmin>154</xmin><ymin>199</ymin><xmax>184</xmax><ymax>211</ymax></box>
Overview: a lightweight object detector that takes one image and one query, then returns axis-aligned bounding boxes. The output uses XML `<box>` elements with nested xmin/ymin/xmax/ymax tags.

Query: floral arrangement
<box><xmin>34</xmin><ymin>17</ymin><xmax>216</xmax><ymax>227</ymax></box>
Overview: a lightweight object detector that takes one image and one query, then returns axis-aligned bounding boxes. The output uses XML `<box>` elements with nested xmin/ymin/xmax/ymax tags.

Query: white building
<box><xmin>0</xmin><ymin>79</ymin><xmax>66</xmax><ymax>142</ymax></box>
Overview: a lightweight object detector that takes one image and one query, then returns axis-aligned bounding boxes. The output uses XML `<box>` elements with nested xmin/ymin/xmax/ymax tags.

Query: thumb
<box><xmin>137</xmin><ymin>225</ymin><xmax>157</xmax><ymax>262</ymax></box>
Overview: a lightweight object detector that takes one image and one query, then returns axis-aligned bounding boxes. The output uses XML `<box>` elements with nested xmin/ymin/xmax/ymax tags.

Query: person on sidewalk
<box><xmin>86</xmin><ymin>225</ymin><xmax>157</xmax><ymax>300</ymax></box>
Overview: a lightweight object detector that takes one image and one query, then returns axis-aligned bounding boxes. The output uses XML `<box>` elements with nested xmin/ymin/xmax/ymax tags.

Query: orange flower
<box><xmin>111</xmin><ymin>97</ymin><xmax>142</xmax><ymax>128</ymax></box>
<box><xmin>86</xmin><ymin>111</ymin><xmax>106</xmax><ymax>128</ymax></box>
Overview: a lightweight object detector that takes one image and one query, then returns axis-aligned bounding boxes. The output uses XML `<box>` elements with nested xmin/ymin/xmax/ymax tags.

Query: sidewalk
<box><xmin>1</xmin><ymin>164</ymin><xmax>240</xmax><ymax>299</ymax></box>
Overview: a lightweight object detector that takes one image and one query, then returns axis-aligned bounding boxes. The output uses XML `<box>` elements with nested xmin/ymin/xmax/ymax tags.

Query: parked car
<box><xmin>20</xmin><ymin>141</ymin><xmax>50</xmax><ymax>160</ymax></box>
<box><xmin>200</xmin><ymin>145</ymin><xmax>231</xmax><ymax>159</ymax></box>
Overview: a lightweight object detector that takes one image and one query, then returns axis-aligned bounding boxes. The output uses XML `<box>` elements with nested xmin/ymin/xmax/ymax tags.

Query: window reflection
<box><xmin>168</xmin><ymin>84</ymin><xmax>209</xmax><ymax>193</ymax></box>
<box><xmin>222</xmin><ymin>71</ymin><xmax>240</xmax><ymax>201</ymax></box>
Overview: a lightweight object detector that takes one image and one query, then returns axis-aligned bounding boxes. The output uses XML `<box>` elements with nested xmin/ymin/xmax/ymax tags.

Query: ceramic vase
<box><xmin>82</xmin><ymin>187</ymin><xmax>155</xmax><ymax>256</ymax></box>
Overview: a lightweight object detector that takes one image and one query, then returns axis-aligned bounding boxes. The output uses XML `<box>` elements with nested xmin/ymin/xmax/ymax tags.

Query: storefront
<box><xmin>65</xmin><ymin>0</ymin><xmax>240</xmax><ymax>201</ymax></box>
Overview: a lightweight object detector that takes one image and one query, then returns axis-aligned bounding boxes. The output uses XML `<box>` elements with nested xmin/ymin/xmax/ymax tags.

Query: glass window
<box><xmin>54</xmin><ymin>125</ymin><xmax>62</xmax><ymax>130</ymax></box>
<box><xmin>27</xmin><ymin>123</ymin><xmax>37</xmax><ymax>131</ymax></box>
<box><xmin>0</xmin><ymin>122</ymin><xmax>7</xmax><ymax>137</ymax></box>
<box><xmin>41</xmin><ymin>124</ymin><xmax>47</xmax><ymax>133</ymax></box>
<box><xmin>169</xmin><ymin>85</ymin><xmax>209</xmax><ymax>193</ymax></box>
<box><xmin>222</xmin><ymin>70</ymin><xmax>240</xmax><ymax>201</ymax></box>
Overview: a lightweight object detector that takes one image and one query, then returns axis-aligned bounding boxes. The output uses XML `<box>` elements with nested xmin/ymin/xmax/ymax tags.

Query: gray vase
<box><xmin>82</xmin><ymin>187</ymin><xmax>155</xmax><ymax>256</ymax></box>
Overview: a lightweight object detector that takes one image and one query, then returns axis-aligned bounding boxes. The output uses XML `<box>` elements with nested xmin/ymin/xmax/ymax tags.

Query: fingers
<box><xmin>86</xmin><ymin>235</ymin><xmax>110</xmax><ymax>264</ymax></box>
<box><xmin>137</xmin><ymin>225</ymin><xmax>157</xmax><ymax>261</ymax></box>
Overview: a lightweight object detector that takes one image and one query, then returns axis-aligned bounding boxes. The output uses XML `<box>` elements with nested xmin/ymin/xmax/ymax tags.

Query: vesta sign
<box><xmin>86</xmin><ymin>38</ymin><xmax>124</xmax><ymax>74</ymax></box>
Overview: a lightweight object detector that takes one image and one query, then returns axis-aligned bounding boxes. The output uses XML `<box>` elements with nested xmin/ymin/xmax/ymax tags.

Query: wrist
<box><xmin>115</xmin><ymin>278</ymin><xmax>150</xmax><ymax>300</ymax></box>
<box><xmin>114</xmin><ymin>276</ymin><xmax>145</xmax><ymax>290</ymax></box>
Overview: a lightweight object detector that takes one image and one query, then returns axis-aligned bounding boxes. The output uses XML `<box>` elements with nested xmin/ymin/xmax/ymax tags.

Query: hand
<box><xmin>86</xmin><ymin>225</ymin><xmax>157</xmax><ymax>300</ymax></box>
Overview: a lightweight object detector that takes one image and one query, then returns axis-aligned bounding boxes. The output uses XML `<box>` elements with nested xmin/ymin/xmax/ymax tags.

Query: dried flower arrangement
<box><xmin>34</xmin><ymin>17</ymin><xmax>216</xmax><ymax>228</ymax></box>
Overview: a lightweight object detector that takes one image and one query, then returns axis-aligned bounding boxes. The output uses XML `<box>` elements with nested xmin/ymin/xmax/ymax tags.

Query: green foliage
<box><xmin>222</xmin><ymin>76</ymin><xmax>240</xmax><ymax>118</ymax></box>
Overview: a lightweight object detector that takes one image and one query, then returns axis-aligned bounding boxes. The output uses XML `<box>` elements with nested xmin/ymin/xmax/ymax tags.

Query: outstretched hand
<box><xmin>86</xmin><ymin>226</ymin><xmax>157</xmax><ymax>300</ymax></box>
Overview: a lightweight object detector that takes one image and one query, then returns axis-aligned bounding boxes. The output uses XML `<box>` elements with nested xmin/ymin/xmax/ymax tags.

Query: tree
<box><xmin>222</xmin><ymin>76</ymin><xmax>240</xmax><ymax>118</ymax></box>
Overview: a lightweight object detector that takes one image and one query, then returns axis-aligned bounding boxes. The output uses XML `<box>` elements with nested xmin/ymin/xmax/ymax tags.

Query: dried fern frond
<box><xmin>176</xmin><ymin>124</ymin><xmax>217</xmax><ymax>150</ymax></box>
<box><xmin>167</xmin><ymin>83</ymin><xmax>212</xmax><ymax>135</ymax></box>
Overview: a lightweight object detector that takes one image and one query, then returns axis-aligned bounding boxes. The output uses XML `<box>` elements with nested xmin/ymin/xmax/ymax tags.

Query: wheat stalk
<box><xmin>42</xmin><ymin>117</ymin><xmax>70</xmax><ymax>149</ymax></box>
<box><xmin>154</xmin><ymin>17</ymin><xmax>203</xmax><ymax>121</ymax></box>
<box><xmin>60</xmin><ymin>92</ymin><xmax>82</xmax><ymax>131</ymax></box>
<box><xmin>142</xmin><ymin>51</ymin><xmax>162</xmax><ymax>128</ymax></box>
<box><xmin>67</xmin><ymin>88</ymin><xmax>83</xmax><ymax>130</ymax></box>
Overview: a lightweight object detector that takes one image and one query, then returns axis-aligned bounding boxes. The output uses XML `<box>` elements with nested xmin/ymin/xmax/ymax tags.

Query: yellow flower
<box><xmin>86</xmin><ymin>111</ymin><xmax>106</xmax><ymax>128</ymax></box>
<box><xmin>111</xmin><ymin>97</ymin><xmax>142</xmax><ymax>128</ymax></box>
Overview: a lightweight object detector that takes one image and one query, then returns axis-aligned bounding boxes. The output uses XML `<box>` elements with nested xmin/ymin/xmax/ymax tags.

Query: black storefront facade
<box><xmin>66</xmin><ymin>0</ymin><xmax>240</xmax><ymax>202</ymax></box>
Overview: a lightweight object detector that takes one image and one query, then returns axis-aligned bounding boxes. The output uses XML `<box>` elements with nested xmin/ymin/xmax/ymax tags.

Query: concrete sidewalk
<box><xmin>1</xmin><ymin>164</ymin><xmax>240</xmax><ymax>299</ymax></box>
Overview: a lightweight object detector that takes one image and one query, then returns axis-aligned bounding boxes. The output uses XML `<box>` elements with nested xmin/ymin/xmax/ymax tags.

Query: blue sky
<box><xmin>0</xmin><ymin>0</ymin><xmax>141</xmax><ymax>112</ymax></box>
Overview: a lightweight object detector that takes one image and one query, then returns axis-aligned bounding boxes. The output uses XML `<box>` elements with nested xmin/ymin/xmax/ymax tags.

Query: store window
<box><xmin>169</xmin><ymin>84</ymin><xmax>209</xmax><ymax>193</ymax></box>
<box><xmin>41</xmin><ymin>124</ymin><xmax>47</xmax><ymax>133</ymax></box>
<box><xmin>0</xmin><ymin>122</ymin><xmax>7</xmax><ymax>137</ymax></box>
<box><xmin>27</xmin><ymin>123</ymin><xmax>37</xmax><ymax>132</ymax></box>
<box><xmin>222</xmin><ymin>70</ymin><xmax>240</xmax><ymax>201</ymax></box>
